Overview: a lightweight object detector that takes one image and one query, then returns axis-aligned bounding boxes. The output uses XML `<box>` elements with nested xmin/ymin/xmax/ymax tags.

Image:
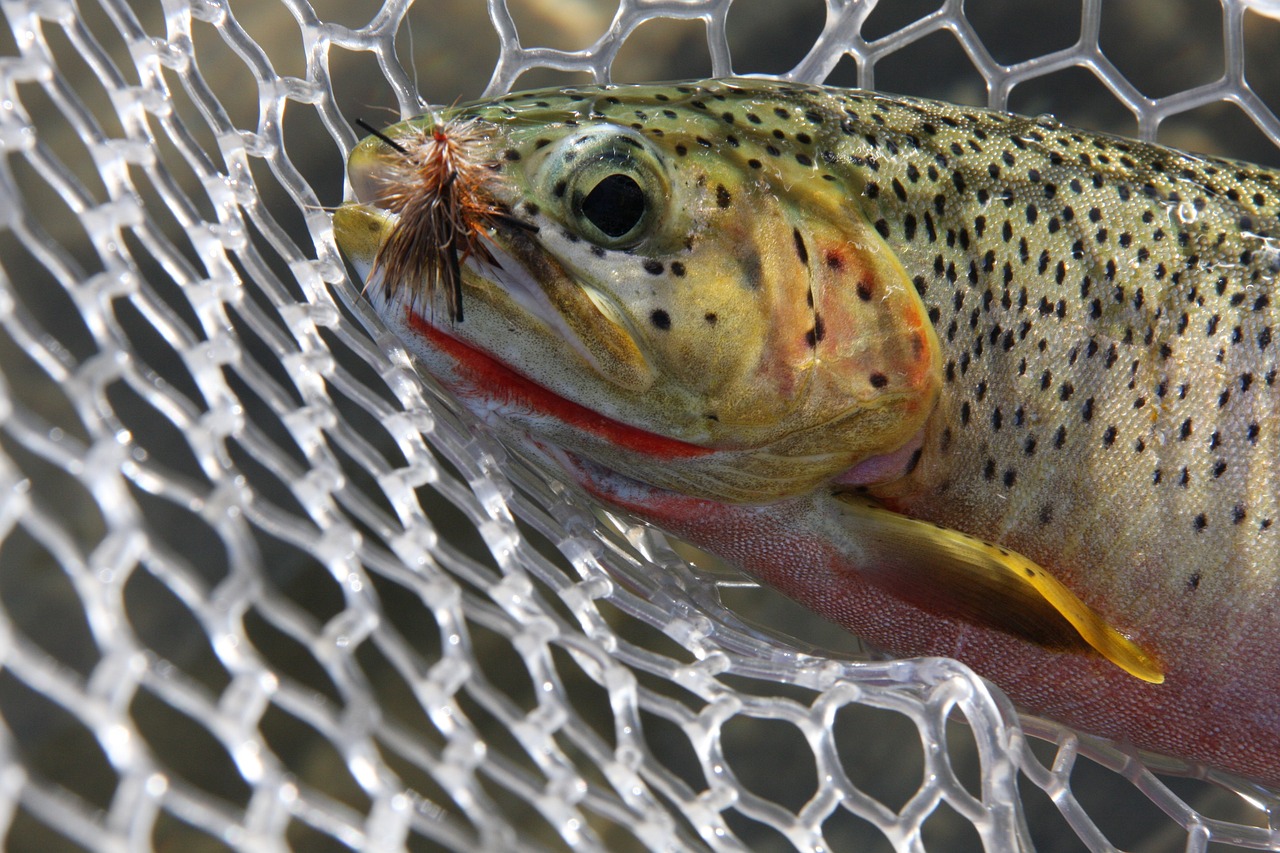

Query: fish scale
<box><xmin>847</xmin><ymin>94</ymin><xmax>1280</xmax><ymax>658</ymax></box>
<box><xmin>336</xmin><ymin>79</ymin><xmax>1280</xmax><ymax>781</ymax></box>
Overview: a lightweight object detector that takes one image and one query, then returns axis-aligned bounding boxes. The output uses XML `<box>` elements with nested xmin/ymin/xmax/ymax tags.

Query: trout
<box><xmin>333</xmin><ymin>79</ymin><xmax>1280</xmax><ymax>783</ymax></box>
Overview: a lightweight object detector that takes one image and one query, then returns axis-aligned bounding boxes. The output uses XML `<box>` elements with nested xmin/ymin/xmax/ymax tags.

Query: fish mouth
<box><xmin>403</xmin><ymin>308</ymin><xmax>712</xmax><ymax>460</ymax></box>
<box><xmin>337</xmin><ymin>192</ymin><xmax>656</xmax><ymax>395</ymax></box>
<box><xmin>341</xmin><ymin>120</ymin><xmax>654</xmax><ymax>393</ymax></box>
<box><xmin>334</xmin><ymin>195</ymin><xmax>710</xmax><ymax>462</ymax></box>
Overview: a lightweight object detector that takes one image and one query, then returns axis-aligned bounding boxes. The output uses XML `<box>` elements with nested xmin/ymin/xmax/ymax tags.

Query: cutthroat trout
<box><xmin>333</xmin><ymin>79</ymin><xmax>1280</xmax><ymax>783</ymax></box>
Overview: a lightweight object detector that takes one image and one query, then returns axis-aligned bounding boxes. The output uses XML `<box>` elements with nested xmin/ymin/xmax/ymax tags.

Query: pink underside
<box><xmin>559</xmin><ymin>451</ymin><xmax>1280</xmax><ymax>785</ymax></box>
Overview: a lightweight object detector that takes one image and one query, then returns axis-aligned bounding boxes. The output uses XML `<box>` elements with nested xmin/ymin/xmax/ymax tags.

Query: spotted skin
<box><xmin>335</xmin><ymin>79</ymin><xmax>1280</xmax><ymax>782</ymax></box>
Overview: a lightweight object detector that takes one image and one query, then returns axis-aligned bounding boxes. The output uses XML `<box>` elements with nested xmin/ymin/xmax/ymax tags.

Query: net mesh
<box><xmin>2</xmin><ymin>0</ymin><xmax>1280</xmax><ymax>850</ymax></box>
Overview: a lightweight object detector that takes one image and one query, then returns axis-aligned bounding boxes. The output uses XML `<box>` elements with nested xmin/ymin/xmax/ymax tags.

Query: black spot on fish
<box><xmin>793</xmin><ymin>229</ymin><xmax>809</xmax><ymax>265</ymax></box>
<box><xmin>704</xmin><ymin>312</ymin><xmax>717</xmax><ymax>325</ymax></box>
<box><xmin>869</xmin><ymin>372</ymin><xmax>888</xmax><ymax>388</ymax></box>
<box><xmin>856</xmin><ymin>281</ymin><xmax>873</xmax><ymax>300</ymax></box>
<box><xmin>650</xmin><ymin>309</ymin><xmax>671</xmax><ymax>330</ymax></box>
<box><xmin>671</xmin><ymin>261</ymin><xmax>686</xmax><ymax>277</ymax></box>
<box><xmin>716</xmin><ymin>185</ymin><xmax>731</xmax><ymax>208</ymax></box>
<box><xmin>644</xmin><ymin>260</ymin><xmax>664</xmax><ymax>275</ymax></box>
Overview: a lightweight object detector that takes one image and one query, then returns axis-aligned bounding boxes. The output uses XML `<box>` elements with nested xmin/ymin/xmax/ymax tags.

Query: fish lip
<box><xmin>405</xmin><ymin>309</ymin><xmax>712</xmax><ymax>461</ymax></box>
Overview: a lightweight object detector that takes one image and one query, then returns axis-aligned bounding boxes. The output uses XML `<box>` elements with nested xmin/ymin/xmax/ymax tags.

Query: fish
<box><xmin>332</xmin><ymin>78</ymin><xmax>1280</xmax><ymax>784</ymax></box>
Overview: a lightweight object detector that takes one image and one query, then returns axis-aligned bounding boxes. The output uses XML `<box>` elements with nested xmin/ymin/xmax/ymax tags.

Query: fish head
<box><xmin>334</xmin><ymin>81</ymin><xmax>941</xmax><ymax>502</ymax></box>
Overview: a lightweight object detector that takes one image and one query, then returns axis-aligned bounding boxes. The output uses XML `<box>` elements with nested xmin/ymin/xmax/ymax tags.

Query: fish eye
<box><xmin>580</xmin><ymin>173</ymin><xmax>646</xmax><ymax>238</ymax></box>
<box><xmin>537</xmin><ymin>125</ymin><xmax>667</xmax><ymax>249</ymax></box>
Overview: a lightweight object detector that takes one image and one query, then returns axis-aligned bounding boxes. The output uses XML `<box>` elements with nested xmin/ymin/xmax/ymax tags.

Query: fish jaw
<box><xmin>336</xmin><ymin>91</ymin><xmax>945</xmax><ymax>503</ymax></box>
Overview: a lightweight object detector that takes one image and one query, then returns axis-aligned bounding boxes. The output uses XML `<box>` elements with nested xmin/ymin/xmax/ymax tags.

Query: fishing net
<box><xmin>2</xmin><ymin>0</ymin><xmax>1279</xmax><ymax>850</ymax></box>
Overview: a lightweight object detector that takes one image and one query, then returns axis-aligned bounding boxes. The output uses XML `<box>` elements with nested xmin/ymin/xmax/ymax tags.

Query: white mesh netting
<box><xmin>3</xmin><ymin>0</ymin><xmax>1280</xmax><ymax>850</ymax></box>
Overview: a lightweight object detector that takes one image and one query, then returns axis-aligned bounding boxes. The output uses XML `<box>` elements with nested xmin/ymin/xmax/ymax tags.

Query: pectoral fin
<box><xmin>835</xmin><ymin>494</ymin><xmax>1163</xmax><ymax>684</ymax></box>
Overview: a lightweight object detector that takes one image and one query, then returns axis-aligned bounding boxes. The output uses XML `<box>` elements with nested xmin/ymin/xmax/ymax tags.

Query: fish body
<box><xmin>334</xmin><ymin>79</ymin><xmax>1280</xmax><ymax>782</ymax></box>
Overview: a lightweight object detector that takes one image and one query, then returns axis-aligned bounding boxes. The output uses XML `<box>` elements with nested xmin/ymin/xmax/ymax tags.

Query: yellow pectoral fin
<box><xmin>835</xmin><ymin>494</ymin><xmax>1163</xmax><ymax>684</ymax></box>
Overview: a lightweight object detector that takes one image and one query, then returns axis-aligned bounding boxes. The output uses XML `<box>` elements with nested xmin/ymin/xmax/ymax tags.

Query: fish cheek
<box><xmin>637</xmin><ymin>261</ymin><xmax>774</xmax><ymax>418</ymax></box>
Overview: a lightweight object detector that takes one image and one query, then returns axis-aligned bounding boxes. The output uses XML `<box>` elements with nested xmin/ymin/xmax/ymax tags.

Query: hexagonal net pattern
<box><xmin>1</xmin><ymin>0</ymin><xmax>1279</xmax><ymax>850</ymax></box>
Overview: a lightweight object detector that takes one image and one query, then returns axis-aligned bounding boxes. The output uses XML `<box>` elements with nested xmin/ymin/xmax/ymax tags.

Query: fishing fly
<box><xmin>353</xmin><ymin>114</ymin><xmax>533</xmax><ymax>322</ymax></box>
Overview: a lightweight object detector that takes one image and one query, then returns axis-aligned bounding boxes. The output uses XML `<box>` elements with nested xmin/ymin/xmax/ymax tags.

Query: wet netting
<box><xmin>2</xmin><ymin>0</ymin><xmax>1280</xmax><ymax>850</ymax></box>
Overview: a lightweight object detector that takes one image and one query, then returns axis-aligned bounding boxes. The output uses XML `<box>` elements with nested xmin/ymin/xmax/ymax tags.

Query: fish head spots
<box><xmin>382</xmin><ymin>81</ymin><xmax>951</xmax><ymax>502</ymax></box>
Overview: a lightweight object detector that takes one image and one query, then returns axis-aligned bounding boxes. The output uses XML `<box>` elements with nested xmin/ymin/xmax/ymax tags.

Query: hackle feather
<box><xmin>365</xmin><ymin>116</ymin><xmax>505</xmax><ymax>322</ymax></box>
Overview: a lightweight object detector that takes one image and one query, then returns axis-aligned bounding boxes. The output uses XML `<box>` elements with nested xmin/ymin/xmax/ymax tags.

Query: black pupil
<box><xmin>581</xmin><ymin>173</ymin><xmax>646</xmax><ymax>238</ymax></box>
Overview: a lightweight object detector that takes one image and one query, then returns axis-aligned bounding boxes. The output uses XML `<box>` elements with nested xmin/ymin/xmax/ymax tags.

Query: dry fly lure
<box><xmin>357</xmin><ymin>115</ymin><xmax>528</xmax><ymax>323</ymax></box>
